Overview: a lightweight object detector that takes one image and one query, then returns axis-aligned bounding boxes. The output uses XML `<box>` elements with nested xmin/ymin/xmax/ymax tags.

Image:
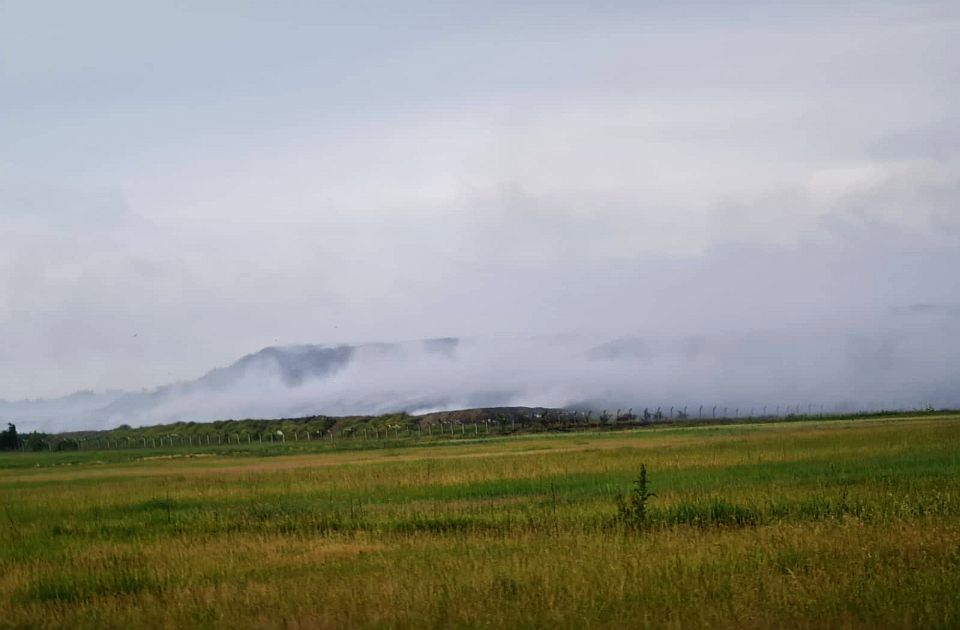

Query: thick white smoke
<box><xmin>4</xmin><ymin>296</ymin><xmax>959</xmax><ymax>433</ymax></box>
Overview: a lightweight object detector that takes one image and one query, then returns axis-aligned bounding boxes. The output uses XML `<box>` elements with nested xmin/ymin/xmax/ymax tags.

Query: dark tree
<box><xmin>26</xmin><ymin>432</ymin><xmax>47</xmax><ymax>452</ymax></box>
<box><xmin>0</xmin><ymin>423</ymin><xmax>18</xmax><ymax>451</ymax></box>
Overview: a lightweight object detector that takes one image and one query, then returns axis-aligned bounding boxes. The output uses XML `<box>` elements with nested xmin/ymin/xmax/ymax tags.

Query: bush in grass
<box><xmin>616</xmin><ymin>464</ymin><xmax>656</xmax><ymax>528</ymax></box>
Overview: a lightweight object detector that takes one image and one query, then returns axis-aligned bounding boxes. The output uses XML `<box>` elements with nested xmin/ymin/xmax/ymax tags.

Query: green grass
<box><xmin>1</xmin><ymin>415</ymin><xmax>959</xmax><ymax>628</ymax></box>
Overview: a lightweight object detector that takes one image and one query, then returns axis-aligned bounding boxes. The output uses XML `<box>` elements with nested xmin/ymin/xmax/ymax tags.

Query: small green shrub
<box><xmin>616</xmin><ymin>464</ymin><xmax>656</xmax><ymax>528</ymax></box>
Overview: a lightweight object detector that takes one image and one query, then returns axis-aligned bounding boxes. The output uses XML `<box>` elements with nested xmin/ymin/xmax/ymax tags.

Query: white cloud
<box><xmin>1</xmin><ymin>1</ymin><xmax>958</xmax><ymax>411</ymax></box>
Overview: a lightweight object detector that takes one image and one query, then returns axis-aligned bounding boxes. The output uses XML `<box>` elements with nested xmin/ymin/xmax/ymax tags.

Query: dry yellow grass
<box><xmin>1</xmin><ymin>415</ymin><xmax>958</xmax><ymax>628</ymax></box>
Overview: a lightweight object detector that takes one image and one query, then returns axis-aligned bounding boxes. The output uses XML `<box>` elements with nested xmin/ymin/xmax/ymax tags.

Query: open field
<box><xmin>1</xmin><ymin>415</ymin><xmax>959</xmax><ymax>628</ymax></box>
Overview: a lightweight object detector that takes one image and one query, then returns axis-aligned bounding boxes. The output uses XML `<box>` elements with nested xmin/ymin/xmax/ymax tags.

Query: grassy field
<box><xmin>1</xmin><ymin>415</ymin><xmax>958</xmax><ymax>629</ymax></box>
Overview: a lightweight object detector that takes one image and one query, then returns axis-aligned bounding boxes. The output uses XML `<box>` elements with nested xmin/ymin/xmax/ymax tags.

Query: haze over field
<box><xmin>5</xmin><ymin>315</ymin><xmax>960</xmax><ymax>432</ymax></box>
<box><xmin>1</xmin><ymin>1</ymin><xmax>958</xmax><ymax>430</ymax></box>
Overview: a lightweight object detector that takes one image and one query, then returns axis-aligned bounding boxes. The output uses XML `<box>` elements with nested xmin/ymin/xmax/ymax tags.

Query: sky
<box><xmin>1</xmin><ymin>1</ymin><xmax>959</xmax><ymax>404</ymax></box>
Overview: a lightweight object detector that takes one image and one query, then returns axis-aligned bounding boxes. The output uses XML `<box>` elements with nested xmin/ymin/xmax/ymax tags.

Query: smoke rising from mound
<box><xmin>4</xmin><ymin>306</ymin><xmax>960</xmax><ymax>432</ymax></box>
<box><xmin>3</xmin><ymin>159</ymin><xmax>959</xmax><ymax>432</ymax></box>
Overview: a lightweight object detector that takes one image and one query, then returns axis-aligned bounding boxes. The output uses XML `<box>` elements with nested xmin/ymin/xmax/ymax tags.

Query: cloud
<box><xmin>872</xmin><ymin>119</ymin><xmax>960</xmax><ymax>162</ymax></box>
<box><xmin>2</xmin><ymin>148</ymin><xmax>959</xmax><ymax>406</ymax></box>
<box><xmin>0</xmin><ymin>1</ymin><xmax>958</xmax><ymax>419</ymax></box>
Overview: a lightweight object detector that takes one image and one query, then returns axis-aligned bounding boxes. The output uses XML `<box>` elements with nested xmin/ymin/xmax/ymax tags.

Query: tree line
<box><xmin>0</xmin><ymin>423</ymin><xmax>80</xmax><ymax>452</ymax></box>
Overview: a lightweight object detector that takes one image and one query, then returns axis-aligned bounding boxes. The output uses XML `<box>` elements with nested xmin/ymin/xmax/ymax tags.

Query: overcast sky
<box><xmin>1</xmin><ymin>1</ymin><xmax>958</xmax><ymax>400</ymax></box>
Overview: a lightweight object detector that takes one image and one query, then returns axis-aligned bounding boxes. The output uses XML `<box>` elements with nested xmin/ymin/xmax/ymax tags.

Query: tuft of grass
<box><xmin>659</xmin><ymin>499</ymin><xmax>761</xmax><ymax>527</ymax></box>
<box><xmin>20</xmin><ymin>555</ymin><xmax>159</xmax><ymax>603</ymax></box>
